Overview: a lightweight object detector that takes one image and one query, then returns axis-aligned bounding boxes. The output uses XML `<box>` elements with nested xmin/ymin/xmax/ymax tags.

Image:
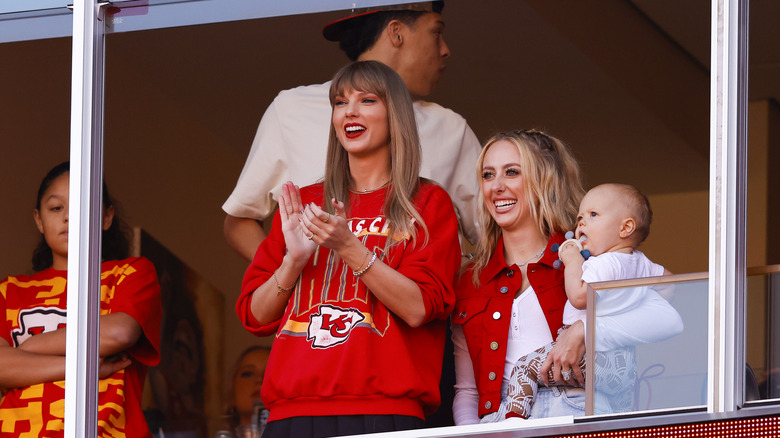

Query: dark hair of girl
<box><xmin>32</xmin><ymin>162</ymin><xmax>131</xmax><ymax>272</ymax></box>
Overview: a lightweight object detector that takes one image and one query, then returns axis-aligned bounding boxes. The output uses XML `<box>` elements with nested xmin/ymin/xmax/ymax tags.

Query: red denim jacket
<box><xmin>453</xmin><ymin>234</ymin><xmax>567</xmax><ymax>418</ymax></box>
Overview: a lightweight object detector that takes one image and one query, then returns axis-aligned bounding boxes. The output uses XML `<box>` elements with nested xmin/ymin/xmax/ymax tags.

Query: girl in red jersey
<box><xmin>0</xmin><ymin>162</ymin><xmax>162</xmax><ymax>437</ymax></box>
<box><xmin>237</xmin><ymin>61</ymin><xmax>461</xmax><ymax>437</ymax></box>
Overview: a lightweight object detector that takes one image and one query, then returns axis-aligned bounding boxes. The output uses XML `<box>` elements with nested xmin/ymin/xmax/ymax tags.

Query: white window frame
<box><xmin>708</xmin><ymin>0</ymin><xmax>748</xmax><ymax>413</ymax></box>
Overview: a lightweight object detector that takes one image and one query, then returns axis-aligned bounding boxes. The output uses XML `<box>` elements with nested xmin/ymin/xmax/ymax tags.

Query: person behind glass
<box><xmin>236</xmin><ymin>61</ymin><xmax>461</xmax><ymax>437</ymax></box>
<box><xmin>223</xmin><ymin>1</ymin><xmax>482</xmax><ymax>261</ymax></box>
<box><xmin>451</xmin><ymin>130</ymin><xmax>588</xmax><ymax>424</ymax></box>
<box><xmin>481</xmin><ymin>183</ymin><xmax>683</xmax><ymax>422</ymax></box>
<box><xmin>0</xmin><ymin>162</ymin><xmax>162</xmax><ymax>437</ymax></box>
<box><xmin>221</xmin><ymin>346</ymin><xmax>271</xmax><ymax>436</ymax></box>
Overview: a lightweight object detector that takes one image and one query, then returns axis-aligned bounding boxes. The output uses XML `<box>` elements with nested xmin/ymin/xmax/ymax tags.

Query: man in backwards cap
<box><xmin>222</xmin><ymin>1</ymin><xmax>480</xmax><ymax>260</ymax></box>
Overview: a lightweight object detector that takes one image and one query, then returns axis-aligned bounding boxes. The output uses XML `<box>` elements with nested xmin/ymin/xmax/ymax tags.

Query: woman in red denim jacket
<box><xmin>451</xmin><ymin>130</ymin><xmax>586</xmax><ymax>424</ymax></box>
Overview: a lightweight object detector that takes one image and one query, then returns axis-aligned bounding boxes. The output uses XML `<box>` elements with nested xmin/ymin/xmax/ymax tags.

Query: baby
<box><xmin>482</xmin><ymin>183</ymin><xmax>675</xmax><ymax>422</ymax></box>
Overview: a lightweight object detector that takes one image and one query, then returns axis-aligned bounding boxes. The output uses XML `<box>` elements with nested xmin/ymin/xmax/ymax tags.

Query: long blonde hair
<box><xmin>324</xmin><ymin>60</ymin><xmax>428</xmax><ymax>248</ymax></box>
<box><xmin>471</xmin><ymin>130</ymin><xmax>584</xmax><ymax>283</ymax></box>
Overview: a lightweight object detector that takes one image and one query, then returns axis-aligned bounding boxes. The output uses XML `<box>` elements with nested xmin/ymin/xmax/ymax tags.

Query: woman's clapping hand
<box><xmin>278</xmin><ymin>181</ymin><xmax>318</xmax><ymax>261</ymax></box>
<box><xmin>300</xmin><ymin>199</ymin><xmax>353</xmax><ymax>251</ymax></box>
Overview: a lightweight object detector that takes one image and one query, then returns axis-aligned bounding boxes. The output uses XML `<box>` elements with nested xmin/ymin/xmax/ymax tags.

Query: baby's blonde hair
<box><xmin>594</xmin><ymin>183</ymin><xmax>653</xmax><ymax>246</ymax></box>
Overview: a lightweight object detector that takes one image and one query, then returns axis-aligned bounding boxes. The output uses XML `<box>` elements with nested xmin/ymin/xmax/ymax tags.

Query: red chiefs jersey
<box><xmin>237</xmin><ymin>182</ymin><xmax>461</xmax><ymax>422</ymax></box>
<box><xmin>0</xmin><ymin>257</ymin><xmax>162</xmax><ymax>437</ymax></box>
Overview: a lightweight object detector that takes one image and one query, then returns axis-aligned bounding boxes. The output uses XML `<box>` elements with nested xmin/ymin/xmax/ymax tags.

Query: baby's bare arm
<box><xmin>559</xmin><ymin>243</ymin><xmax>587</xmax><ymax>309</ymax></box>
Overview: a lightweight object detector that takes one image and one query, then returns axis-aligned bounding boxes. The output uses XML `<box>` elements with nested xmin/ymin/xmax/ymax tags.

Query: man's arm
<box><xmin>223</xmin><ymin>84</ymin><xmax>335</xmax><ymax>261</ymax></box>
<box><xmin>224</xmin><ymin>214</ymin><xmax>267</xmax><ymax>262</ymax></box>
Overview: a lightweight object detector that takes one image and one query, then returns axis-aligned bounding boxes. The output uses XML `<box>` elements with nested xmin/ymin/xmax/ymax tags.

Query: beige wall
<box><xmin>642</xmin><ymin>190</ymin><xmax>709</xmax><ymax>275</ymax></box>
<box><xmin>638</xmin><ymin>100</ymin><xmax>779</xmax><ymax>274</ymax></box>
<box><xmin>748</xmin><ymin>101</ymin><xmax>770</xmax><ymax>268</ymax></box>
<box><xmin>765</xmin><ymin>100</ymin><xmax>780</xmax><ymax>265</ymax></box>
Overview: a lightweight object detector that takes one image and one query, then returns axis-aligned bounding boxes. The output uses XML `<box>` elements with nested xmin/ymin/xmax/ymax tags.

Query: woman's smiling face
<box><xmin>332</xmin><ymin>88</ymin><xmax>390</xmax><ymax>159</ymax></box>
<box><xmin>480</xmin><ymin>140</ymin><xmax>533</xmax><ymax>233</ymax></box>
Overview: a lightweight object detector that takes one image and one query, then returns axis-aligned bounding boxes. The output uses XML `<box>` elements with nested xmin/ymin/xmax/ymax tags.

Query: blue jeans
<box><xmin>482</xmin><ymin>379</ymin><xmax>612</xmax><ymax>423</ymax></box>
<box><xmin>481</xmin><ymin>380</ymin><xmax>587</xmax><ymax>423</ymax></box>
<box><xmin>529</xmin><ymin>386</ymin><xmax>586</xmax><ymax>418</ymax></box>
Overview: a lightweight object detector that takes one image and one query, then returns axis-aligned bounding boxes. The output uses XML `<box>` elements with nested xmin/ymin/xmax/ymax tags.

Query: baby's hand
<box><xmin>552</xmin><ymin>231</ymin><xmax>590</xmax><ymax>269</ymax></box>
<box><xmin>558</xmin><ymin>242</ymin><xmax>584</xmax><ymax>266</ymax></box>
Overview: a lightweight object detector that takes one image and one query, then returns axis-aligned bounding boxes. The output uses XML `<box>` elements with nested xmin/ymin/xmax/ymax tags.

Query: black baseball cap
<box><xmin>323</xmin><ymin>1</ymin><xmax>444</xmax><ymax>42</ymax></box>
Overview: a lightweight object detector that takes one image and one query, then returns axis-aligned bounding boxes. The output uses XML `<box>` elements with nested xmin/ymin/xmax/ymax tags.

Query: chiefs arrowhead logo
<box><xmin>12</xmin><ymin>307</ymin><xmax>67</xmax><ymax>347</ymax></box>
<box><xmin>307</xmin><ymin>304</ymin><xmax>366</xmax><ymax>349</ymax></box>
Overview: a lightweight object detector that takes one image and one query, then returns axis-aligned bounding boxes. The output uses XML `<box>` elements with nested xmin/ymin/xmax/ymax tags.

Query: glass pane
<box><xmin>746</xmin><ymin>268</ymin><xmax>780</xmax><ymax>402</ymax></box>
<box><xmin>0</xmin><ymin>9</ymin><xmax>72</xmax><ymax>436</ymax></box>
<box><xmin>96</xmin><ymin>0</ymin><xmax>716</xmax><ymax>434</ymax></box>
<box><xmin>590</xmin><ymin>278</ymin><xmax>708</xmax><ymax>414</ymax></box>
<box><xmin>0</xmin><ymin>3</ymin><xmax>72</xmax><ymax>42</ymax></box>
<box><xmin>764</xmin><ymin>272</ymin><xmax>780</xmax><ymax>399</ymax></box>
<box><xmin>101</xmin><ymin>3</ymin><xmax>410</xmax><ymax>436</ymax></box>
<box><xmin>746</xmin><ymin>0</ymin><xmax>780</xmax><ymax>406</ymax></box>
<box><xmin>0</xmin><ymin>0</ymin><xmax>69</xmax><ymax>13</ymax></box>
<box><xmin>0</xmin><ymin>36</ymin><xmax>71</xmax><ymax>278</ymax></box>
